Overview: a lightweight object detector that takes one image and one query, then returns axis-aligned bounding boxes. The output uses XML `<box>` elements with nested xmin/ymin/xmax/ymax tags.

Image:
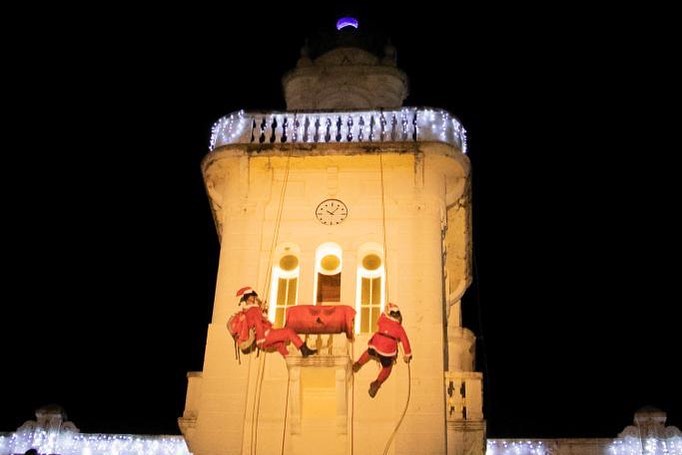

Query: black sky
<box><xmin>3</xmin><ymin>3</ymin><xmax>678</xmax><ymax>441</ymax></box>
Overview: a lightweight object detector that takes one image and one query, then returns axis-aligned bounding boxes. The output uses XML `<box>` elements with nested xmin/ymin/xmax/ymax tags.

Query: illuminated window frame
<box><xmin>314</xmin><ymin>242</ymin><xmax>343</xmax><ymax>304</ymax></box>
<box><xmin>268</xmin><ymin>246</ymin><xmax>300</xmax><ymax>327</ymax></box>
<box><xmin>355</xmin><ymin>245</ymin><xmax>385</xmax><ymax>334</ymax></box>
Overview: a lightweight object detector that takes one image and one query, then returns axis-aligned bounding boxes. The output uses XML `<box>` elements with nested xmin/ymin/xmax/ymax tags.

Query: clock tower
<box><xmin>179</xmin><ymin>20</ymin><xmax>484</xmax><ymax>455</ymax></box>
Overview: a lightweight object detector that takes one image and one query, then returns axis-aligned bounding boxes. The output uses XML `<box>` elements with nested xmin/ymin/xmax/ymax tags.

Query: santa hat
<box><xmin>236</xmin><ymin>286</ymin><xmax>258</xmax><ymax>303</ymax></box>
<box><xmin>385</xmin><ymin>302</ymin><xmax>402</xmax><ymax>322</ymax></box>
<box><xmin>236</xmin><ymin>286</ymin><xmax>254</xmax><ymax>297</ymax></box>
<box><xmin>385</xmin><ymin>302</ymin><xmax>400</xmax><ymax>314</ymax></box>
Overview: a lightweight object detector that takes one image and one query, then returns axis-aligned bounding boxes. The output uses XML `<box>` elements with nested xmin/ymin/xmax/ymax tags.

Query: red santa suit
<box><xmin>243</xmin><ymin>303</ymin><xmax>305</xmax><ymax>358</ymax></box>
<box><xmin>368</xmin><ymin>313</ymin><xmax>412</xmax><ymax>358</ymax></box>
<box><xmin>353</xmin><ymin>304</ymin><xmax>412</xmax><ymax>397</ymax></box>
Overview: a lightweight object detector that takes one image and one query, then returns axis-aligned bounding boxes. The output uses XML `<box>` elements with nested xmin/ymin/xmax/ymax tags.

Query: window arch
<box><xmin>314</xmin><ymin>242</ymin><xmax>343</xmax><ymax>304</ymax></box>
<box><xmin>268</xmin><ymin>244</ymin><xmax>300</xmax><ymax>327</ymax></box>
<box><xmin>355</xmin><ymin>244</ymin><xmax>385</xmax><ymax>334</ymax></box>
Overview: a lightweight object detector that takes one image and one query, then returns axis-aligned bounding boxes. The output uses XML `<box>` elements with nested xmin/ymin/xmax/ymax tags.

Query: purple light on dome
<box><xmin>336</xmin><ymin>17</ymin><xmax>359</xmax><ymax>30</ymax></box>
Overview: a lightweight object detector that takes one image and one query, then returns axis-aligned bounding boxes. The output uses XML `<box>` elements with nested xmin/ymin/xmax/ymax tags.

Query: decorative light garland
<box><xmin>487</xmin><ymin>439</ymin><xmax>550</xmax><ymax>455</ymax></box>
<box><xmin>209</xmin><ymin>107</ymin><xmax>468</xmax><ymax>154</ymax></box>
<box><xmin>0</xmin><ymin>431</ymin><xmax>191</xmax><ymax>455</ymax></box>
<box><xmin>487</xmin><ymin>435</ymin><xmax>682</xmax><ymax>455</ymax></box>
<box><xmin>3</xmin><ymin>427</ymin><xmax>680</xmax><ymax>455</ymax></box>
<box><xmin>609</xmin><ymin>435</ymin><xmax>682</xmax><ymax>455</ymax></box>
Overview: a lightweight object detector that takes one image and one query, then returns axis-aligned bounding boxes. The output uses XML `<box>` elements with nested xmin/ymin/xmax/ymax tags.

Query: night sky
<box><xmin>3</xmin><ymin>3</ymin><xmax>678</xmax><ymax>441</ymax></box>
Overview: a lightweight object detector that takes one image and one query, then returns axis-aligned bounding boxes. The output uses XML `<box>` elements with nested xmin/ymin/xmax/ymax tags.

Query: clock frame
<box><xmin>315</xmin><ymin>199</ymin><xmax>348</xmax><ymax>225</ymax></box>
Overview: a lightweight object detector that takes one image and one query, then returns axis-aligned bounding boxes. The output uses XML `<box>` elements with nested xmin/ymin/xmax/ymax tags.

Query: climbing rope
<box><xmin>382</xmin><ymin>362</ymin><xmax>412</xmax><ymax>455</ymax></box>
<box><xmin>252</xmin><ymin>136</ymin><xmax>295</xmax><ymax>455</ymax></box>
<box><xmin>379</xmin><ymin>154</ymin><xmax>390</xmax><ymax>304</ymax></box>
<box><xmin>279</xmin><ymin>369</ymin><xmax>292</xmax><ymax>455</ymax></box>
<box><xmin>350</xmin><ymin>341</ymin><xmax>356</xmax><ymax>455</ymax></box>
<box><xmin>378</xmin><ymin>153</ymin><xmax>413</xmax><ymax>455</ymax></box>
<box><xmin>240</xmin><ymin>350</ymin><xmax>253</xmax><ymax>452</ymax></box>
<box><xmin>251</xmin><ymin>351</ymin><xmax>268</xmax><ymax>455</ymax></box>
<box><xmin>262</xmin><ymin>149</ymin><xmax>293</xmax><ymax>298</ymax></box>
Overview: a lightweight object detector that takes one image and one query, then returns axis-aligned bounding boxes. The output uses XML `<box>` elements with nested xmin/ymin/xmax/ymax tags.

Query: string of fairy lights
<box><xmin>487</xmin><ymin>440</ymin><xmax>550</xmax><ymax>455</ymax></box>
<box><xmin>209</xmin><ymin>108</ymin><xmax>467</xmax><ymax>154</ymax></box>
<box><xmin>609</xmin><ymin>435</ymin><xmax>682</xmax><ymax>455</ymax></box>
<box><xmin>0</xmin><ymin>431</ymin><xmax>190</xmax><ymax>455</ymax></box>
<box><xmin>4</xmin><ymin>430</ymin><xmax>680</xmax><ymax>455</ymax></box>
<box><xmin>487</xmin><ymin>436</ymin><xmax>682</xmax><ymax>455</ymax></box>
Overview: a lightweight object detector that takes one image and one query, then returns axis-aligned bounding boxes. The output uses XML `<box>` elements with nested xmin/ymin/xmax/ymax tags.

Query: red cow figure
<box><xmin>285</xmin><ymin>305</ymin><xmax>356</xmax><ymax>340</ymax></box>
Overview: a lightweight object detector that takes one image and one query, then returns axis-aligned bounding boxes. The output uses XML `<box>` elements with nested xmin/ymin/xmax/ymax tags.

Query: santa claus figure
<box><xmin>352</xmin><ymin>302</ymin><xmax>412</xmax><ymax>397</ymax></box>
<box><xmin>235</xmin><ymin>286</ymin><xmax>317</xmax><ymax>358</ymax></box>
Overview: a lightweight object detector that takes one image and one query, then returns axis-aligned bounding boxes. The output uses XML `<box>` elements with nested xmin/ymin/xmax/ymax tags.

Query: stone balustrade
<box><xmin>210</xmin><ymin>107</ymin><xmax>467</xmax><ymax>153</ymax></box>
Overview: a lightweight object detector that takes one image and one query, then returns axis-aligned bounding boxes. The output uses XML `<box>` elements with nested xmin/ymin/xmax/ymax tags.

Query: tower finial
<box><xmin>336</xmin><ymin>16</ymin><xmax>359</xmax><ymax>30</ymax></box>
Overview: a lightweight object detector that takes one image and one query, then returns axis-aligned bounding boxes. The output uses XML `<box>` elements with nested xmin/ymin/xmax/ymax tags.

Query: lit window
<box><xmin>356</xmin><ymin>249</ymin><xmax>384</xmax><ymax>334</ymax></box>
<box><xmin>269</xmin><ymin>252</ymin><xmax>299</xmax><ymax>327</ymax></box>
<box><xmin>315</xmin><ymin>243</ymin><xmax>342</xmax><ymax>304</ymax></box>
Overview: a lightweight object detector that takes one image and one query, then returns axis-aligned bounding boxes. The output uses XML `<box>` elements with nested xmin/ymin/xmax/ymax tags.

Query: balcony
<box><xmin>210</xmin><ymin>107</ymin><xmax>467</xmax><ymax>154</ymax></box>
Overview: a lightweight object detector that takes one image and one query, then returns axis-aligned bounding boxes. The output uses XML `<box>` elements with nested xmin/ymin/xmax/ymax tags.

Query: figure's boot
<box><xmin>299</xmin><ymin>343</ymin><xmax>318</xmax><ymax>358</ymax></box>
<box><xmin>368</xmin><ymin>380</ymin><xmax>381</xmax><ymax>398</ymax></box>
<box><xmin>352</xmin><ymin>362</ymin><xmax>362</xmax><ymax>373</ymax></box>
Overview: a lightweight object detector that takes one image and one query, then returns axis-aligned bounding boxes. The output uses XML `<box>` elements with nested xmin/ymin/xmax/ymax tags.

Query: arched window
<box><xmin>356</xmin><ymin>245</ymin><xmax>385</xmax><ymax>334</ymax></box>
<box><xmin>269</xmin><ymin>245</ymin><xmax>300</xmax><ymax>327</ymax></box>
<box><xmin>315</xmin><ymin>242</ymin><xmax>342</xmax><ymax>304</ymax></box>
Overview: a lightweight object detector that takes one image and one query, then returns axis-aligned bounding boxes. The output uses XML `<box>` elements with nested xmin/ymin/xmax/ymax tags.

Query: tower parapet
<box><xmin>210</xmin><ymin>108</ymin><xmax>467</xmax><ymax>152</ymax></box>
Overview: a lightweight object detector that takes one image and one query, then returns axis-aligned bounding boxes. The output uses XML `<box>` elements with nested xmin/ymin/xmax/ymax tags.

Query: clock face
<box><xmin>315</xmin><ymin>199</ymin><xmax>348</xmax><ymax>225</ymax></box>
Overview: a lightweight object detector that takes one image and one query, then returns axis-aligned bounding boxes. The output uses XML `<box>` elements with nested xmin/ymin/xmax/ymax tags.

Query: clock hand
<box><xmin>327</xmin><ymin>210</ymin><xmax>334</xmax><ymax>215</ymax></box>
